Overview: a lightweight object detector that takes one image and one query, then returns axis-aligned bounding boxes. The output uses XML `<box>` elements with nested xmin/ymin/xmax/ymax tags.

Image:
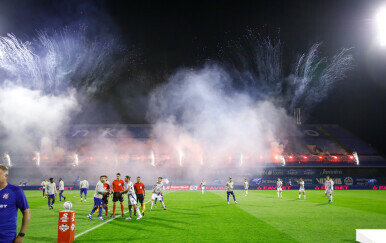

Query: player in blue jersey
<box><xmin>0</xmin><ymin>164</ymin><xmax>30</xmax><ymax>243</ymax></box>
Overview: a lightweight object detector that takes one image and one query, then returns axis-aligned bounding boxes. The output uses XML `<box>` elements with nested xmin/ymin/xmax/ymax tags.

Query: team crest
<box><xmin>3</xmin><ymin>193</ymin><xmax>9</xmax><ymax>199</ymax></box>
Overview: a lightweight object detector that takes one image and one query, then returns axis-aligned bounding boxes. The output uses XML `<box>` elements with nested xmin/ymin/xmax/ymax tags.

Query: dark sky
<box><xmin>0</xmin><ymin>0</ymin><xmax>385</xmax><ymax>154</ymax></box>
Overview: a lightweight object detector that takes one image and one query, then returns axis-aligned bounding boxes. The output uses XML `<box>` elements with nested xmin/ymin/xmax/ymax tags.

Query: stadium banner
<box><xmin>260</xmin><ymin>167</ymin><xmax>386</xmax><ymax>177</ymax></box>
<box><xmin>164</xmin><ymin>186</ymin><xmax>190</xmax><ymax>190</ymax></box>
<box><xmin>252</xmin><ymin>167</ymin><xmax>386</xmax><ymax>186</ymax></box>
<box><xmin>252</xmin><ymin>176</ymin><xmax>381</xmax><ymax>186</ymax></box>
<box><xmin>21</xmin><ymin>186</ymin><xmax>76</xmax><ymax>191</ymax></box>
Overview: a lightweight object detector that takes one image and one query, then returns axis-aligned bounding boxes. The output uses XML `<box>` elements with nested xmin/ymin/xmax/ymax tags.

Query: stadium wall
<box><xmin>8</xmin><ymin>166</ymin><xmax>386</xmax><ymax>187</ymax></box>
<box><xmin>253</xmin><ymin>166</ymin><xmax>386</xmax><ymax>185</ymax></box>
<box><xmin>17</xmin><ymin>185</ymin><xmax>386</xmax><ymax>191</ymax></box>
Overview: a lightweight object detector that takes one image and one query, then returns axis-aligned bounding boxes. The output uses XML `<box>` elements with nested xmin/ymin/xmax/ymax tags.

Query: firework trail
<box><xmin>222</xmin><ymin>32</ymin><xmax>354</xmax><ymax>119</ymax></box>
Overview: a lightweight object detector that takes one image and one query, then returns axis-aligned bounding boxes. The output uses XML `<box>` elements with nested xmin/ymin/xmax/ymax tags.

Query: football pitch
<box><xmin>17</xmin><ymin>190</ymin><xmax>386</xmax><ymax>243</ymax></box>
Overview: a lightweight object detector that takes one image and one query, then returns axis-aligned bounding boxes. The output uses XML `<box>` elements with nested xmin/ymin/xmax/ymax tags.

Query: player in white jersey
<box><xmin>80</xmin><ymin>179</ymin><xmax>89</xmax><ymax>202</ymax></box>
<box><xmin>58</xmin><ymin>178</ymin><xmax>67</xmax><ymax>201</ymax></box>
<box><xmin>41</xmin><ymin>179</ymin><xmax>48</xmax><ymax>198</ymax></box>
<box><xmin>324</xmin><ymin>176</ymin><xmax>334</xmax><ymax>203</ymax></box>
<box><xmin>277</xmin><ymin>178</ymin><xmax>283</xmax><ymax>198</ymax></box>
<box><xmin>243</xmin><ymin>178</ymin><xmax>249</xmax><ymax>196</ymax></box>
<box><xmin>150</xmin><ymin>177</ymin><xmax>167</xmax><ymax>211</ymax></box>
<box><xmin>46</xmin><ymin>178</ymin><xmax>57</xmax><ymax>210</ymax></box>
<box><xmin>297</xmin><ymin>178</ymin><xmax>306</xmax><ymax>199</ymax></box>
<box><xmin>200</xmin><ymin>179</ymin><xmax>206</xmax><ymax>195</ymax></box>
<box><xmin>121</xmin><ymin>176</ymin><xmax>142</xmax><ymax>220</ymax></box>
<box><xmin>226</xmin><ymin>178</ymin><xmax>237</xmax><ymax>204</ymax></box>
<box><xmin>88</xmin><ymin>175</ymin><xmax>107</xmax><ymax>221</ymax></box>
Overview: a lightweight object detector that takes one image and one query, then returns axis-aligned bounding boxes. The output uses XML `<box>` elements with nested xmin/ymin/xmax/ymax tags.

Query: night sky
<box><xmin>0</xmin><ymin>0</ymin><xmax>385</xmax><ymax>154</ymax></box>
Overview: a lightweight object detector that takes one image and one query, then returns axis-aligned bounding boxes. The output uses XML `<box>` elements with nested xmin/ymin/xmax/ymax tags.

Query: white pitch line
<box><xmin>75</xmin><ymin>191</ymin><xmax>172</xmax><ymax>239</ymax></box>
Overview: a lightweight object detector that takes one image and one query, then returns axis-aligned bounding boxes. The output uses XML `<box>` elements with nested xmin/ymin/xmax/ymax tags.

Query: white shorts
<box><xmin>277</xmin><ymin>188</ymin><xmax>282</xmax><ymax>192</ymax></box>
<box><xmin>244</xmin><ymin>187</ymin><xmax>249</xmax><ymax>190</ymax></box>
<box><xmin>152</xmin><ymin>193</ymin><xmax>163</xmax><ymax>201</ymax></box>
<box><xmin>325</xmin><ymin>189</ymin><xmax>333</xmax><ymax>195</ymax></box>
<box><xmin>299</xmin><ymin>189</ymin><xmax>305</xmax><ymax>193</ymax></box>
<box><xmin>128</xmin><ymin>194</ymin><xmax>137</xmax><ymax>205</ymax></box>
<box><xmin>202</xmin><ymin>187</ymin><xmax>205</xmax><ymax>190</ymax></box>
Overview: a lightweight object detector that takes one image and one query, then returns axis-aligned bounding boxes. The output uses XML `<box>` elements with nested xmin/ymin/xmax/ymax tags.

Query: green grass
<box><xmin>17</xmin><ymin>190</ymin><xmax>386</xmax><ymax>243</ymax></box>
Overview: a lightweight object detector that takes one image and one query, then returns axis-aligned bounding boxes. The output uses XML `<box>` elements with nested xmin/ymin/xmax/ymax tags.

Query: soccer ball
<box><xmin>63</xmin><ymin>201</ymin><xmax>72</xmax><ymax>210</ymax></box>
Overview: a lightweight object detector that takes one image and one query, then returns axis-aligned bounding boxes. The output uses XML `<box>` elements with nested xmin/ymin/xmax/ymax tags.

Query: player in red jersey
<box><xmin>102</xmin><ymin>176</ymin><xmax>111</xmax><ymax>216</ymax></box>
<box><xmin>111</xmin><ymin>173</ymin><xmax>125</xmax><ymax>217</ymax></box>
<box><xmin>134</xmin><ymin>176</ymin><xmax>146</xmax><ymax>215</ymax></box>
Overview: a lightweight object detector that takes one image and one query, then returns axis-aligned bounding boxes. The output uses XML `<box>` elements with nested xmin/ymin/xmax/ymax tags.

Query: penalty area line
<box><xmin>75</xmin><ymin>191</ymin><xmax>173</xmax><ymax>239</ymax></box>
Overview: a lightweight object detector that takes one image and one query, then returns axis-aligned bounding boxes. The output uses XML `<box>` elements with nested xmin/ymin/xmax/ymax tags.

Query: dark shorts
<box><xmin>102</xmin><ymin>194</ymin><xmax>109</xmax><ymax>205</ymax></box>
<box><xmin>136</xmin><ymin>194</ymin><xmax>144</xmax><ymax>204</ymax></box>
<box><xmin>113</xmin><ymin>192</ymin><xmax>124</xmax><ymax>202</ymax></box>
<box><xmin>48</xmin><ymin>194</ymin><xmax>55</xmax><ymax>199</ymax></box>
<box><xmin>80</xmin><ymin>188</ymin><xmax>87</xmax><ymax>194</ymax></box>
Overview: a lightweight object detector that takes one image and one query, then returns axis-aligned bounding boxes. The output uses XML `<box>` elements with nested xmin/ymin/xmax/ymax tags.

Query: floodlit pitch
<box><xmin>17</xmin><ymin>190</ymin><xmax>386</xmax><ymax>243</ymax></box>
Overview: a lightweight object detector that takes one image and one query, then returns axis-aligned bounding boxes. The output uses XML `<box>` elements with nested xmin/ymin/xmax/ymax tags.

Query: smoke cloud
<box><xmin>0</xmin><ymin>25</ymin><xmax>354</xmax><ymax>186</ymax></box>
<box><xmin>0</xmin><ymin>85</ymin><xmax>79</xmax><ymax>153</ymax></box>
<box><xmin>68</xmin><ymin>64</ymin><xmax>296</xmax><ymax>185</ymax></box>
<box><xmin>145</xmin><ymin>65</ymin><xmax>297</xmax><ymax>183</ymax></box>
<box><xmin>0</xmin><ymin>27</ymin><xmax>134</xmax><ymax>183</ymax></box>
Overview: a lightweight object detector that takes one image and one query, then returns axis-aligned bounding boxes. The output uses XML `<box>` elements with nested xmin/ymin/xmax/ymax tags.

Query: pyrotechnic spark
<box><xmin>353</xmin><ymin>152</ymin><xmax>360</xmax><ymax>165</ymax></box>
<box><xmin>178</xmin><ymin>149</ymin><xmax>183</xmax><ymax>167</ymax></box>
<box><xmin>280</xmin><ymin>155</ymin><xmax>286</xmax><ymax>166</ymax></box>
<box><xmin>35</xmin><ymin>152</ymin><xmax>40</xmax><ymax>166</ymax></box>
<box><xmin>151</xmin><ymin>150</ymin><xmax>155</xmax><ymax>167</ymax></box>
<box><xmin>0</xmin><ymin>27</ymin><xmax>134</xmax><ymax>93</ymax></box>
<box><xmin>222</xmin><ymin>34</ymin><xmax>354</xmax><ymax>119</ymax></box>
<box><xmin>73</xmin><ymin>153</ymin><xmax>79</xmax><ymax>167</ymax></box>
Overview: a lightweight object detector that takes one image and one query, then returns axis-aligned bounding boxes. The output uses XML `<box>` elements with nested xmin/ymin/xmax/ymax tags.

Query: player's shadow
<box><xmin>149</xmin><ymin>216</ymin><xmax>190</xmax><ymax>225</ymax></box>
<box><xmin>199</xmin><ymin>204</ymin><xmax>223</xmax><ymax>208</ymax></box>
<box><xmin>108</xmin><ymin>216</ymin><xmax>189</xmax><ymax>231</ymax></box>
<box><xmin>169</xmin><ymin>209</ymin><xmax>199</xmax><ymax>216</ymax></box>
<box><xmin>315</xmin><ymin>203</ymin><xmax>329</xmax><ymax>206</ymax></box>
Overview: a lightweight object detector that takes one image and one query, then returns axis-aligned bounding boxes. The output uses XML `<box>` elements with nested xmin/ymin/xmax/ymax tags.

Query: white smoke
<box><xmin>0</xmin><ymin>85</ymin><xmax>79</xmax><ymax>156</ymax></box>
<box><xmin>0</xmin><ymin>27</ymin><xmax>354</xmax><ymax>186</ymax></box>
<box><xmin>65</xmin><ymin>64</ymin><xmax>296</xmax><ymax>185</ymax></box>
<box><xmin>145</xmin><ymin>65</ymin><xmax>296</xmax><ymax>182</ymax></box>
<box><xmin>0</xmin><ymin>27</ymin><xmax>132</xmax><ymax>170</ymax></box>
